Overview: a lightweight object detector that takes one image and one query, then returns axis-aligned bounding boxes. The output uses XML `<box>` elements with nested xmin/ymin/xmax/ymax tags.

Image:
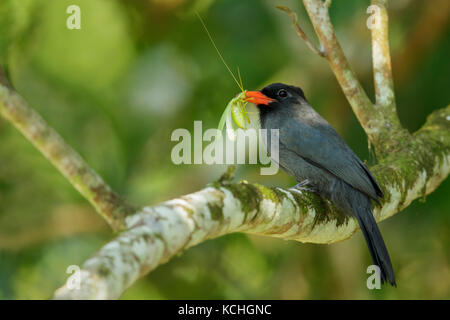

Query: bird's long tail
<box><xmin>354</xmin><ymin>208</ymin><xmax>396</xmax><ymax>286</ymax></box>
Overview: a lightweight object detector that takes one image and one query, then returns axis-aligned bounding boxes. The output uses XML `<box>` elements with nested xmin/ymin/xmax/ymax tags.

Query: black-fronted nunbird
<box><xmin>244</xmin><ymin>83</ymin><xmax>396</xmax><ymax>286</ymax></box>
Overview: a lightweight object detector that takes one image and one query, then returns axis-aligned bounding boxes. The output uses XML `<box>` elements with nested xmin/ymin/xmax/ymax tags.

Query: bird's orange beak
<box><xmin>244</xmin><ymin>91</ymin><xmax>275</xmax><ymax>106</ymax></box>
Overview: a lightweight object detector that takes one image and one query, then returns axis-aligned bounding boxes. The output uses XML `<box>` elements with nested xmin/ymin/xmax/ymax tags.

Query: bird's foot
<box><xmin>289</xmin><ymin>179</ymin><xmax>316</xmax><ymax>194</ymax></box>
<box><xmin>294</xmin><ymin>179</ymin><xmax>310</xmax><ymax>189</ymax></box>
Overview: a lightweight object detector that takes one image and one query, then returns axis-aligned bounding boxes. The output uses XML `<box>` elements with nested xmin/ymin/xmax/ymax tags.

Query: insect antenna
<box><xmin>196</xmin><ymin>12</ymin><xmax>244</xmax><ymax>93</ymax></box>
<box><xmin>237</xmin><ymin>66</ymin><xmax>244</xmax><ymax>93</ymax></box>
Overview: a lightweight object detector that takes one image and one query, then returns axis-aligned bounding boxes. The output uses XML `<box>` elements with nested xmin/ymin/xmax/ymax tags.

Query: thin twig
<box><xmin>276</xmin><ymin>6</ymin><xmax>326</xmax><ymax>57</ymax></box>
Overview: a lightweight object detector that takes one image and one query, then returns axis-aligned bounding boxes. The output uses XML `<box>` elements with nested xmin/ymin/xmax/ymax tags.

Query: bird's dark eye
<box><xmin>277</xmin><ymin>89</ymin><xmax>288</xmax><ymax>98</ymax></box>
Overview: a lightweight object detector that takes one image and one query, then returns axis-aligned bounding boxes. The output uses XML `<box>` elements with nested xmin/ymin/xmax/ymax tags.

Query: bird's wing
<box><xmin>279</xmin><ymin>117</ymin><xmax>383</xmax><ymax>200</ymax></box>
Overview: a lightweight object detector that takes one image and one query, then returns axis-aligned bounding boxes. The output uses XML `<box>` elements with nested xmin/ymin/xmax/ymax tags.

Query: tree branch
<box><xmin>54</xmin><ymin>104</ymin><xmax>450</xmax><ymax>299</ymax></box>
<box><xmin>0</xmin><ymin>73</ymin><xmax>136</xmax><ymax>231</ymax></box>
<box><xmin>370</xmin><ymin>0</ymin><xmax>396</xmax><ymax>108</ymax></box>
<box><xmin>367</xmin><ymin>0</ymin><xmax>407</xmax><ymax>158</ymax></box>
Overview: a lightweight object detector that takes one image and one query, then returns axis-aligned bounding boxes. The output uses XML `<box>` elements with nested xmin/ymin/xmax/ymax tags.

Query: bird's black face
<box><xmin>260</xmin><ymin>83</ymin><xmax>306</xmax><ymax>106</ymax></box>
<box><xmin>244</xmin><ymin>83</ymin><xmax>306</xmax><ymax>110</ymax></box>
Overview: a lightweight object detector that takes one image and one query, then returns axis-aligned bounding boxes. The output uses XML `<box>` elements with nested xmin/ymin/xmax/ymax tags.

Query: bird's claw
<box><xmin>289</xmin><ymin>179</ymin><xmax>316</xmax><ymax>194</ymax></box>
<box><xmin>294</xmin><ymin>179</ymin><xmax>310</xmax><ymax>189</ymax></box>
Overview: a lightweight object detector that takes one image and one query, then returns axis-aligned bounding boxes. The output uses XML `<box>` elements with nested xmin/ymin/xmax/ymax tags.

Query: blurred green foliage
<box><xmin>0</xmin><ymin>0</ymin><xmax>448</xmax><ymax>299</ymax></box>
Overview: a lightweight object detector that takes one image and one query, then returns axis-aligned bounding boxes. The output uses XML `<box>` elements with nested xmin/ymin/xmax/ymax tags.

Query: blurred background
<box><xmin>0</xmin><ymin>0</ymin><xmax>449</xmax><ymax>299</ymax></box>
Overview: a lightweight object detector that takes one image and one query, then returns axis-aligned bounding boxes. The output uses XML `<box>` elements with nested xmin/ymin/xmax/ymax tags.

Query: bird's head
<box><xmin>244</xmin><ymin>83</ymin><xmax>306</xmax><ymax>109</ymax></box>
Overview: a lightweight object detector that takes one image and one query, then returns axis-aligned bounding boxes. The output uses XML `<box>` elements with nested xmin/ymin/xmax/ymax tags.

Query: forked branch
<box><xmin>280</xmin><ymin>0</ymin><xmax>409</xmax><ymax>155</ymax></box>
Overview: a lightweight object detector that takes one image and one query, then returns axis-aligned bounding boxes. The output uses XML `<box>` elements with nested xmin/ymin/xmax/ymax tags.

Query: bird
<box><xmin>244</xmin><ymin>83</ymin><xmax>396</xmax><ymax>286</ymax></box>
